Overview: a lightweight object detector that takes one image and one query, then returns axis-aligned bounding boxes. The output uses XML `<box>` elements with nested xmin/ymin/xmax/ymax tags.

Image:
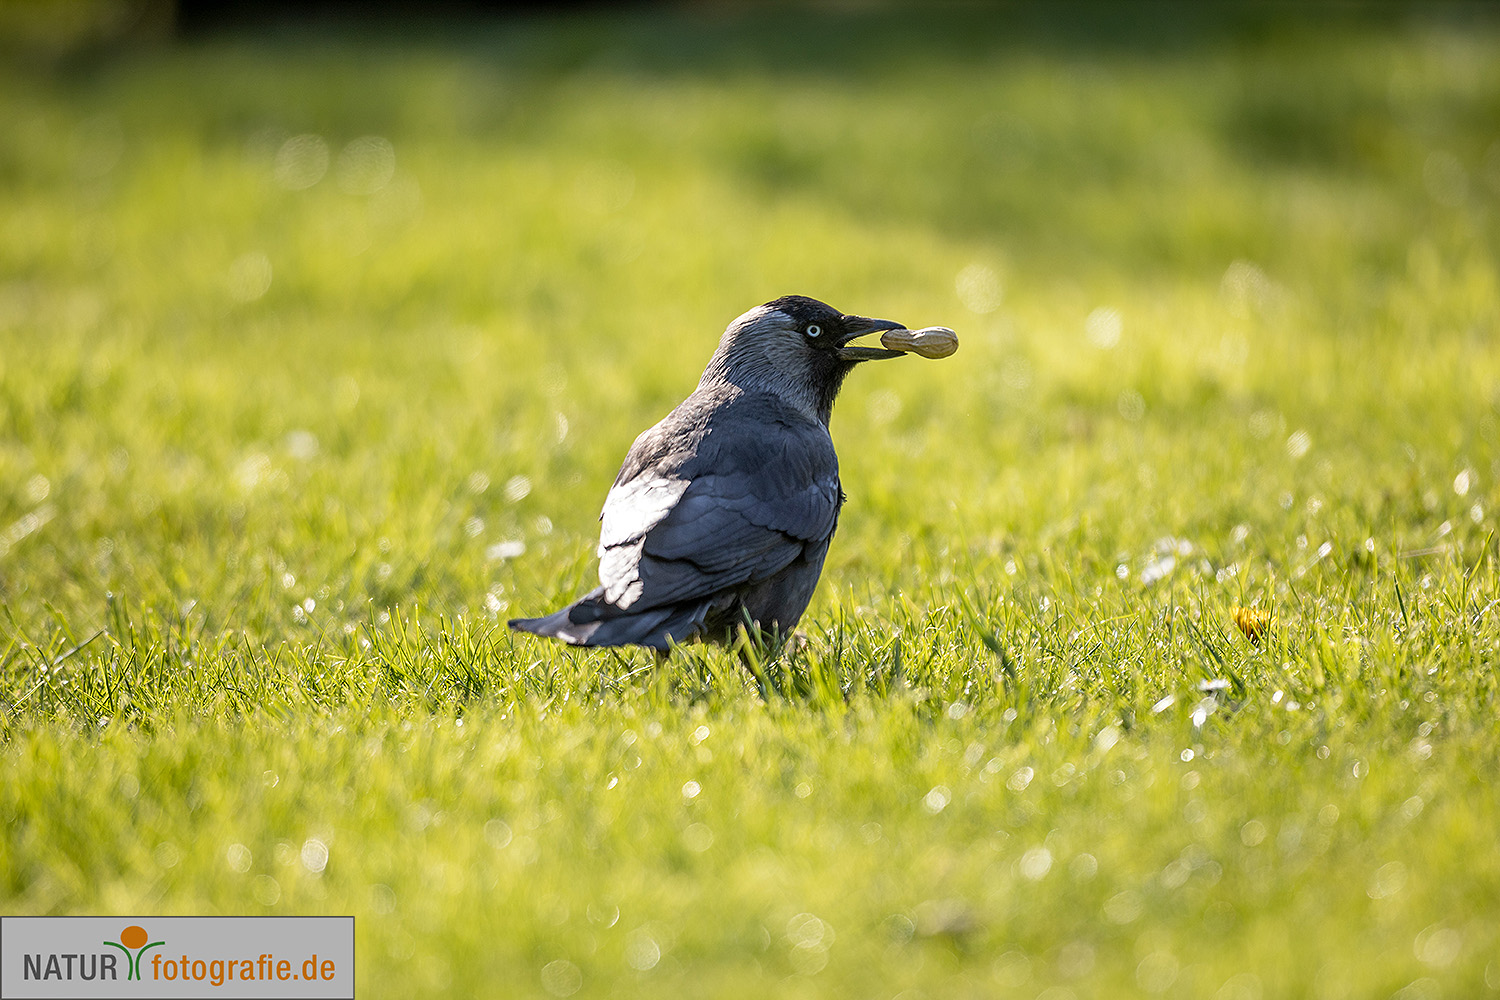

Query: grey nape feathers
<box><xmin>508</xmin><ymin>295</ymin><xmax>910</xmax><ymax>652</ymax></box>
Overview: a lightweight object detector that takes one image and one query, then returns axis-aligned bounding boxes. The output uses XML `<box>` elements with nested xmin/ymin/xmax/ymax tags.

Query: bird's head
<box><xmin>698</xmin><ymin>295</ymin><xmax>907</xmax><ymax>425</ymax></box>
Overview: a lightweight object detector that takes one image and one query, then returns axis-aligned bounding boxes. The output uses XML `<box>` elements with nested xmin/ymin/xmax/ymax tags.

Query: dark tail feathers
<box><xmin>508</xmin><ymin>589</ymin><xmax>709</xmax><ymax>651</ymax></box>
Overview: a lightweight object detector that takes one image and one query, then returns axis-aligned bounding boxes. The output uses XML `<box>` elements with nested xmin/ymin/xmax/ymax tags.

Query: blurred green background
<box><xmin>3</xmin><ymin>3</ymin><xmax>1500</xmax><ymax>998</ymax></box>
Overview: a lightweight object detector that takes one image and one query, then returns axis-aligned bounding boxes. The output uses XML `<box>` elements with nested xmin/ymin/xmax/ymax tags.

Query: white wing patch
<box><xmin>598</xmin><ymin>476</ymin><xmax>691</xmax><ymax>609</ymax></box>
<box><xmin>598</xmin><ymin>476</ymin><xmax>690</xmax><ymax>552</ymax></box>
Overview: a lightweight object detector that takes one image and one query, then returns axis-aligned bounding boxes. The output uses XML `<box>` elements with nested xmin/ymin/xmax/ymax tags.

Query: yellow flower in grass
<box><xmin>1232</xmin><ymin>606</ymin><xmax>1272</xmax><ymax>644</ymax></box>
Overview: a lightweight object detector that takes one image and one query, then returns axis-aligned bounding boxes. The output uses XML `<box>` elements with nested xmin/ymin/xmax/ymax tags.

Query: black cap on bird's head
<box><xmin>759</xmin><ymin>295</ymin><xmax>909</xmax><ymax>363</ymax></box>
<box><xmin>700</xmin><ymin>295</ymin><xmax>908</xmax><ymax>425</ymax></box>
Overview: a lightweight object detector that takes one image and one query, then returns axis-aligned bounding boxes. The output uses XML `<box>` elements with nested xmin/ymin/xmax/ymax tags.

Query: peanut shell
<box><xmin>880</xmin><ymin>326</ymin><xmax>958</xmax><ymax>359</ymax></box>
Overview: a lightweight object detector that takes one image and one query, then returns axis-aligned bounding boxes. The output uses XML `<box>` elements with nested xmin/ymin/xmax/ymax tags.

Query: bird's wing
<box><xmin>596</xmin><ymin>393</ymin><xmax>840</xmax><ymax>611</ymax></box>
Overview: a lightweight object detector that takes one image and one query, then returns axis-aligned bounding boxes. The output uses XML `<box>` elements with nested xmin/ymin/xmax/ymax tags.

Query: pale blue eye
<box><xmin>806</xmin><ymin>325</ymin><xmax>822</xmax><ymax>337</ymax></box>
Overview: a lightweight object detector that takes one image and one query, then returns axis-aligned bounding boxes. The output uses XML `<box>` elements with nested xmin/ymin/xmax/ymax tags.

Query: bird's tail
<box><xmin>508</xmin><ymin>589</ymin><xmax>709</xmax><ymax>651</ymax></box>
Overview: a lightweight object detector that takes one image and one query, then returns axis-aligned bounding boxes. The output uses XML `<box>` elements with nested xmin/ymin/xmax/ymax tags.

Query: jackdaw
<box><xmin>508</xmin><ymin>295</ymin><xmax>909</xmax><ymax>652</ymax></box>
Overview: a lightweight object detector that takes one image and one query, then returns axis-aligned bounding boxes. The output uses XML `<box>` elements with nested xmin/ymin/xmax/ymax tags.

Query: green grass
<box><xmin>4</xmin><ymin>5</ymin><xmax>1500</xmax><ymax>998</ymax></box>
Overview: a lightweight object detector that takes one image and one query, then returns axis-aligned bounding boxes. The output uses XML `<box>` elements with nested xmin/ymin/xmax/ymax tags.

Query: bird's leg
<box><xmin>732</xmin><ymin>617</ymin><xmax>778</xmax><ymax>698</ymax></box>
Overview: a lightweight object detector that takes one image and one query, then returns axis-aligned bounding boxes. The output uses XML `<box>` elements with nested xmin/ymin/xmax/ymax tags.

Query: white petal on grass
<box><xmin>486</xmin><ymin>540</ymin><xmax>526</xmax><ymax>561</ymax></box>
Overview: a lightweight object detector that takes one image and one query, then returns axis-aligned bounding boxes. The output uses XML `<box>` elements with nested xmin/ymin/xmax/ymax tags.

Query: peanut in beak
<box><xmin>880</xmin><ymin>326</ymin><xmax>959</xmax><ymax>359</ymax></box>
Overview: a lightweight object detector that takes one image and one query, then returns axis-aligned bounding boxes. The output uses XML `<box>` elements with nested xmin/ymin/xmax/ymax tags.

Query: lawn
<box><xmin>3</xmin><ymin>5</ymin><xmax>1500</xmax><ymax>998</ymax></box>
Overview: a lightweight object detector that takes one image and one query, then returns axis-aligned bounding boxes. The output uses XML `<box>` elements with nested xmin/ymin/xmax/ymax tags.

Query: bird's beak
<box><xmin>835</xmin><ymin>314</ymin><xmax>908</xmax><ymax>362</ymax></box>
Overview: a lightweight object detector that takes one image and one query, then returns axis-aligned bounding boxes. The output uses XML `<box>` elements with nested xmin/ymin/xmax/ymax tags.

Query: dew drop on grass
<box><xmin>956</xmin><ymin>263</ymin><xmax>1002</xmax><ymax>314</ymax></box>
<box><xmin>226</xmin><ymin>843</ymin><xmax>252</xmax><ymax>873</ymax></box>
<box><xmin>227</xmin><ymin>252</ymin><xmax>272</xmax><ymax>303</ymax></box>
<box><xmin>681</xmin><ymin>823</ymin><xmax>713</xmax><ymax>853</ymax></box>
<box><xmin>1057</xmin><ymin>940</ymin><xmax>1095</xmax><ymax>978</ymax></box>
<box><xmin>540</xmin><ymin>959</ymin><xmax>581</xmax><ymax>997</ymax></box>
<box><xmin>284</xmin><ymin>429</ymin><xmax>318</xmax><ymax>460</ymax></box>
<box><xmin>624</xmin><ymin>929</ymin><xmax>661</xmax><ymax>971</ymax></box>
<box><xmin>1019</xmin><ymin>847</ymin><xmax>1052</xmax><ymax>880</ymax></box>
<box><xmin>253</xmin><ymin>874</ymin><xmax>281</xmax><ymax>906</ymax></box>
<box><xmin>1086</xmin><ymin>307</ymin><xmax>1122</xmax><ymax>349</ymax></box>
<box><xmin>586</xmin><ymin>902</ymin><xmax>619</xmax><ymax>928</ymax></box>
<box><xmin>301</xmin><ymin>838</ymin><xmax>329</xmax><ymax>874</ymax></box>
<box><xmin>789</xmin><ymin>941</ymin><xmax>829</xmax><ymax>976</ymax></box>
<box><xmin>1217</xmin><ymin>971</ymin><xmax>1264</xmax><ymax>1000</ymax></box>
<box><xmin>335</xmin><ymin>136</ymin><xmax>395</xmax><ymax>195</ymax></box>
<box><xmin>785</xmin><ymin>913</ymin><xmax>832</xmax><ymax>949</ymax></box>
<box><xmin>273</xmin><ymin>134</ymin><xmax>329</xmax><ymax>190</ymax></box>
<box><xmin>883</xmin><ymin>912</ymin><xmax>915</xmax><ymax>944</ymax></box>
<box><xmin>1103</xmin><ymin>890</ymin><xmax>1143</xmax><ymax>924</ymax></box>
<box><xmin>368</xmin><ymin>883</ymin><xmax>395</xmax><ymax>914</ymax></box>
<box><xmin>992</xmin><ymin>950</ymin><xmax>1031</xmax><ymax>986</ymax></box>
<box><xmin>1413</xmin><ymin>925</ymin><xmax>1462</xmax><ymax>968</ymax></box>
<box><xmin>1368</xmin><ymin>861</ymin><xmax>1408</xmax><ymax>899</ymax></box>
<box><xmin>1136</xmin><ymin>951</ymin><xmax>1179</xmax><ymax>994</ymax></box>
